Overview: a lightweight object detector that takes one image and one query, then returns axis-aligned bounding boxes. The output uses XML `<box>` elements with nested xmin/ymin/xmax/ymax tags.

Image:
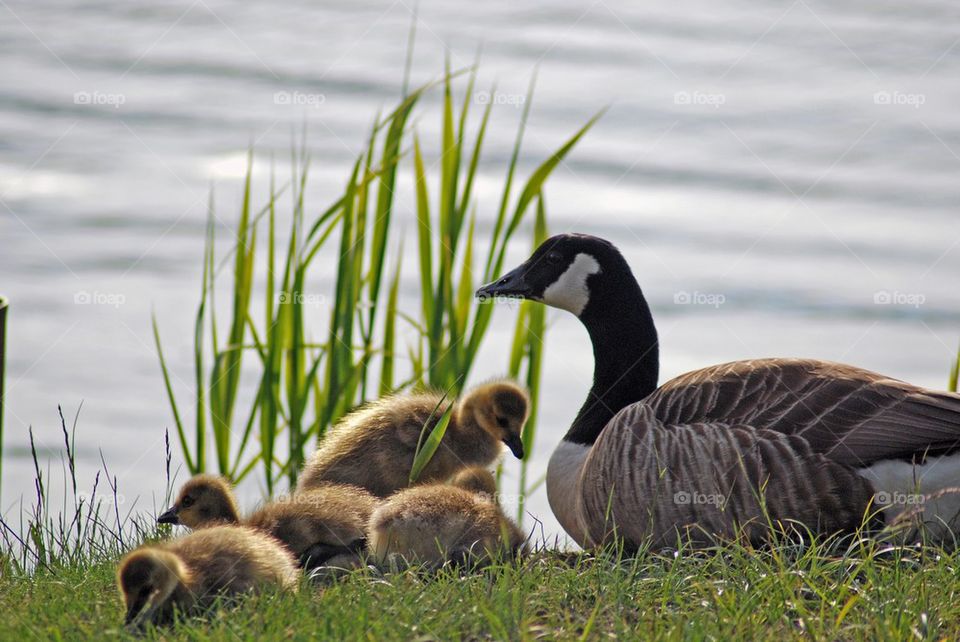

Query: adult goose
<box><xmin>476</xmin><ymin>233</ymin><xmax>960</xmax><ymax>549</ymax></box>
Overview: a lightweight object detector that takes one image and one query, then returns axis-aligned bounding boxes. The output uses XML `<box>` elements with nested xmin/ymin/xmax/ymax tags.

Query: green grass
<box><xmin>3</xmin><ymin>416</ymin><xmax>960</xmax><ymax>641</ymax></box>
<box><xmin>3</xmin><ymin>542</ymin><xmax>960</xmax><ymax>640</ymax></box>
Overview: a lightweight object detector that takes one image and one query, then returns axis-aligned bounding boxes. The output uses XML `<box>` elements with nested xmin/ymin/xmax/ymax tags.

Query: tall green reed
<box><xmin>950</xmin><ymin>342</ymin><xmax>959</xmax><ymax>393</ymax></box>
<box><xmin>153</xmin><ymin>67</ymin><xmax>600</xmax><ymax>507</ymax></box>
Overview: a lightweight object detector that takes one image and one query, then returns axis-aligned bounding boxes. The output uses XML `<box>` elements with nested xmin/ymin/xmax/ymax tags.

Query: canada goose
<box><xmin>368</xmin><ymin>468</ymin><xmax>526</xmax><ymax>568</ymax></box>
<box><xmin>296</xmin><ymin>380</ymin><xmax>529</xmax><ymax>497</ymax></box>
<box><xmin>158</xmin><ymin>475</ymin><xmax>376</xmax><ymax>569</ymax></box>
<box><xmin>117</xmin><ymin>525</ymin><xmax>297</xmax><ymax>630</ymax></box>
<box><xmin>476</xmin><ymin>233</ymin><xmax>960</xmax><ymax>548</ymax></box>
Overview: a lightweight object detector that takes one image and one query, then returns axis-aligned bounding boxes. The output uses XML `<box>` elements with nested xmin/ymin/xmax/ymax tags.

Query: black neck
<box><xmin>565</xmin><ymin>273</ymin><xmax>659</xmax><ymax>446</ymax></box>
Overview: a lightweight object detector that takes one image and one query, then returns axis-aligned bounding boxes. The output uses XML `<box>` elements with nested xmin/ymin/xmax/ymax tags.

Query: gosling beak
<box><xmin>476</xmin><ymin>264</ymin><xmax>533</xmax><ymax>301</ymax></box>
<box><xmin>503</xmin><ymin>435</ymin><xmax>525</xmax><ymax>460</ymax></box>
<box><xmin>156</xmin><ymin>506</ymin><xmax>180</xmax><ymax>525</ymax></box>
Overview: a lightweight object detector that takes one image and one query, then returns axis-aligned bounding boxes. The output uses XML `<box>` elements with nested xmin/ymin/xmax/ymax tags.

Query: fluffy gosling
<box><xmin>448</xmin><ymin>466</ymin><xmax>499</xmax><ymax>498</ymax></box>
<box><xmin>296</xmin><ymin>380</ymin><xmax>530</xmax><ymax>497</ymax></box>
<box><xmin>158</xmin><ymin>475</ymin><xmax>377</xmax><ymax>569</ymax></box>
<box><xmin>367</xmin><ymin>467</ymin><xmax>526</xmax><ymax>569</ymax></box>
<box><xmin>117</xmin><ymin>525</ymin><xmax>297</xmax><ymax>630</ymax></box>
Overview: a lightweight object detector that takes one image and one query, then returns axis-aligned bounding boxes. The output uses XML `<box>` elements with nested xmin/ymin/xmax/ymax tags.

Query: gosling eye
<box><xmin>495</xmin><ymin>416</ymin><xmax>510</xmax><ymax>429</ymax></box>
<box><xmin>181</xmin><ymin>495</ymin><xmax>195</xmax><ymax>508</ymax></box>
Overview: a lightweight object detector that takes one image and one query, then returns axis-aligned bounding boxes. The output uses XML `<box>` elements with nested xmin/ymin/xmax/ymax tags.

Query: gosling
<box><xmin>448</xmin><ymin>466</ymin><xmax>498</xmax><ymax>499</ymax></box>
<box><xmin>296</xmin><ymin>380</ymin><xmax>530</xmax><ymax>497</ymax></box>
<box><xmin>117</xmin><ymin>525</ymin><xmax>297</xmax><ymax>630</ymax></box>
<box><xmin>158</xmin><ymin>475</ymin><xmax>377</xmax><ymax>569</ymax></box>
<box><xmin>367</xmin><ymin>467</ymin><xmax>527</xmax><ymax>569</ymax></box>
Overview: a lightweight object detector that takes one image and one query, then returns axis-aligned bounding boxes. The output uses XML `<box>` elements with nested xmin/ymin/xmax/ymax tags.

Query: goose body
<box><xmin>368</xmin><ymin>467</ymin><xmax>526</xmax><ymax>568</ymax></box>
<box><xmin>296</xmin><ymin>380</ymin><xmax>529</xmax><ymax>497</ymax></box>
<box><xmin>117</xmin><ymin>525</ymin><xmax>297</xmax><ymax>629</ymax></box>
<box><xmin>158</xmin><ymin>475</ymin><xmax>376</xmax><ymax>569</ymax></box>
<box><xmin>477</xmin><ymin>233</ymin><xmax>960</xmax><ymax>548</ymax></box>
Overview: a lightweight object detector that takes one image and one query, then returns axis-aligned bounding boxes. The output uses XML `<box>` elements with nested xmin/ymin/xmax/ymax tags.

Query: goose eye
<box><xmin>181</xmin><ymin>496</ymin><xmax>194</xmax><ymax>508</ymax></box>
<box><xmin>546</xmin><ymin>251</ymin><xmax>562</xmax><ymax>264</ymax></box>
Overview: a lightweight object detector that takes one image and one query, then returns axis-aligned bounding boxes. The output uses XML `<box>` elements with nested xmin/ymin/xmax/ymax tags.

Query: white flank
<box><xmin>857</xmin><ymin>452</ymin><xmax>960</xmax><ymax>539</ymax></box>
<box><xmin>547</xmin><ymin>440</ymin><xmax>592</xmax><ymax>546</ymax></box>
<box><xmin>542</xmin><ymin>253</ymin><xmax>601</xmax><ymax>316</ymax></box>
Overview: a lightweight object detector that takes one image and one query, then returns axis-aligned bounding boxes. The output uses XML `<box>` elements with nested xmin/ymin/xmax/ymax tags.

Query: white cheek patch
<box><xmin>541</xmin><ymin>253</ymin><xmax>601</xmax><ymax>315</ymax></box>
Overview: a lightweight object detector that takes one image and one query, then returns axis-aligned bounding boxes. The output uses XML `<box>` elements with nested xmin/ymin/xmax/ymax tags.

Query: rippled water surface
<box><xmin>2</xmin><ymin>0</ymin><xmax>958</xmax><ymax>542</ymax></box>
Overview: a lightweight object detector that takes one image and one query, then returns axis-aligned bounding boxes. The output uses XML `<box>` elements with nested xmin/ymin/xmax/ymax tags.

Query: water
<box><xmin>2</xmin><ymin>0</ymin><xmax>959</xmax><ymax>546</ymax></box>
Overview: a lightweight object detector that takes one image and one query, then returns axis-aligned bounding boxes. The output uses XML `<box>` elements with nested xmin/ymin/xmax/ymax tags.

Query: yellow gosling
<box><xmin>117</xmin><ymin>525</ymin><xmax>297</xmax><ymax>630</ymax></box>
<box><xmin>297</xmin><ymin>380</ymin><xmax>530</xmax><ymax>497</ymax></box>
<box><xmin>368</xmin><ymin>470</ymin><xmax>526</xmax><ymax>569</ymax></box>
<box><xmin>159</xmin><ymin>475</ymin><xmax>377</xmax><ymax>569</ymax></box>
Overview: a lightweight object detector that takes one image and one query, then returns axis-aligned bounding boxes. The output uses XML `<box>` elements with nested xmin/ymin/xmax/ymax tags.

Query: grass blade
<box><xmin>152</xmin><ymin>313</ymin><xmax>193</xmax><ymax>472</ymax></box>
<box><xmin>413</xmin><ymin>134</ymin><xmax>434</xmax><ymax>327</ymax></box>
<box><xmin>409</xmin><ymin>398</ymin><xmax>456</xmax><ymax>484</ymax></box>
<box><xmin>949</xmin><ymin>341</ymin><xmax>959</xmax><ymax>392</ymax></box>
<box><xmin>380</xmin><ymin>247</ymin><xmax>403</xmax><ymax>396</ymax></box>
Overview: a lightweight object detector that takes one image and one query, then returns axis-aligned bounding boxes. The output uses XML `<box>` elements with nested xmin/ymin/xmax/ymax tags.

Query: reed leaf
<box><xmin>409</xmin><ymin>398</ymin><xmax>456</xmax><ymax>484</ymax></box>
<box><xmin>152</xmin><ymin>313</ymin><xmax>191</xmax><ymax>472</ymax></box>
<box><xmin>380</xmin><ymin>249</ymin><xmax>403</xmax><ymax>396</ymax></box>
<box><xmin>949</xmin><ymin>342</ymin><xmax>959</xmax><ymax>393</ymax></box>
<box><xmin>517</xmin><ymin>194</ymin><xmax>549</xmax><ymax>522</ymax></box>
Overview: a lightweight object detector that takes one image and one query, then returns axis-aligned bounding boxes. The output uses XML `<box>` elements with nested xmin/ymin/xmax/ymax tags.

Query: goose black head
<box><xmin>476</xmin><ymin>233</ymin><xmax>627</xmax><ymax>317</ymax></box>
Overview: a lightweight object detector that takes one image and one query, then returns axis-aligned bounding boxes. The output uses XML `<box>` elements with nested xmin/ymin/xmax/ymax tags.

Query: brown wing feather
<box><xmin>579</xmin><ymin>404</ymin><xmax>876</xmax><ymax>548</ymax></box>
<box><xmin>643</xmin><ymin>358</ymin><xmax>960</xmax><ymax>466</ymax></box>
